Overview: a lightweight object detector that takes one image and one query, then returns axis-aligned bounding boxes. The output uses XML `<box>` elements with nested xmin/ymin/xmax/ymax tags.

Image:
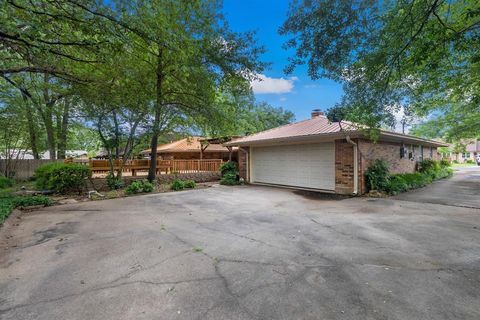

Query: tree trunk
<box><xmin>44</xmin><ymin>109</ymin><xmax>56</xmax><ymax>159</ymax></box>
<box><xmin>148</xmin><ymin>49</ymin><xmax>163</xmax><ymax>182</ymax></box>
<box><xmin>57</xmin><ymin>101</ymin><xmax>69</xmax><ymax>159</ymax></box>
<box><xmin>41</xmin><ymin>74</ymin><xmax>56</xmax><ymax>159</ymax></box>
<box><xmin>23</xmin><ymin>99</ymin><xmax>40</xmax><ymax>159</ymax></box>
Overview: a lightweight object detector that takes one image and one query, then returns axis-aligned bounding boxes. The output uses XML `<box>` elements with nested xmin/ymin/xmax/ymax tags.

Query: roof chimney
<box><xmin>311</xmin><ymin>109</ymin><xmax>324</xmax><ymax>118</ymax></box>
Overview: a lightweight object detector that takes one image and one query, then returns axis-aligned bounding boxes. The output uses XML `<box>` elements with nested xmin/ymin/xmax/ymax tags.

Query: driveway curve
<box><xmin>393</xmin><ymin>166</ymin><xmax>480</xmax><ymax>208</ymax></box>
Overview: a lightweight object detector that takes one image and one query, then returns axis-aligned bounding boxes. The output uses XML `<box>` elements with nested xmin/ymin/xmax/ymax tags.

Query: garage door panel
<box><xmin>251</xmin><ymin>143</ymin><xmax>335</xmax><ymax>190</ymax></box>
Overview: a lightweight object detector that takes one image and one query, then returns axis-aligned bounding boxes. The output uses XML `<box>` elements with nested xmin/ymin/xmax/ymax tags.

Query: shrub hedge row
<box><xmin>366</xmin><ymin>159</ymin><xmax>453</xmax><ymax>195</ymax></box>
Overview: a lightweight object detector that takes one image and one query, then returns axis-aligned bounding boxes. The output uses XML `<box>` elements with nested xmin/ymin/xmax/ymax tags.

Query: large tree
<box><xmin>109</xmin><ymin>0</ymin><xmax>264</xmax><ymax>181</ymax></box>
<box><xmin>280</xmin><ymin>0</ymin><xmax>480</xmax><ymax>138</ymax></box>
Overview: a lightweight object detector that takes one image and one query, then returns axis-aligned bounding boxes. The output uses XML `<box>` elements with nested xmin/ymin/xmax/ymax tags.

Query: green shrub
<box><xmin>417</xmin><ymin>159</ymin><xmax>439</xmax><ymax>174</ymax></box>
<box><xmin>219</xmin><ymin>161</ymin><xmax>240</xmax><ymax>185</ymax></box>
<box><xmin>141</xmin><ymin>180</ymin><xmax>155</xmax><ymax>192</ymax></box>
<box><xmin>171</xmin><ymin>179</ymin><xmax>185</xmax><ymax>191</ymax></box>
<box><xmin>106</xmin><ymin>173</ymin><xmax>124</xmax><ymax>190</ymax></box>
<box><xmin>170</xmin><ymin>179</ymin><xmax>196</xmax><ymax>191</ymax></box>
<box><xmin>403</xmin><ymin>172</ymin><xmax>430</xmax><ymax>188</ymax></box>
<box><xmin>125</xmin><ymin>180</ymin><xmax>155</xmax><ymax>194</ymax></box>
<box><xmin>1</xmin><ymin>195</ymin><xmax>53</xmax><ymax>224</ymax></box>
<box><xmin>452</xmin><ymin>160</ymin><xmax>459</xmax><ymax>164</ymax></box>
<box><xmin>220</xmin><ymin>161</ymin><xmax>237</xmax><ymax>175</ymax></box>
<box><xmin>183</xmin><ymin>180</ymin><xmax>196</xmax><ymax>189</ymax></box>
<box><xmin>220</xmin><ymin>172</ymin><xmax>240</xmax><ymax>185</ymax></box>
<box><xmin>385</xmin><ymin>175</ymin><xmax>409</xmax><ymax>195</ymax></box>
<box><xmin>440</xmin><ymin>159</ymin><xmax>451</xmax><ymax>168</ymax></box>
<box><xmin>435</xmin><ymin>167</ymin><xmax>453</xmax><ymax>179</ymax></box>
<box><xmin>0</xmin><ymin>175</ymin><xmax>14</xmax><ymax>189</ymax></box>
<box><xmin>365</xmin><ymin>159</ymin><xmax>390</xmax><ymax>191</ymax></box>
<box><xmin>35</xmin><ymin>163</ymin><xmax>91</xmax><ymax>194</ymax></box>
<box><xmin>466</xmin><ymin>159</ymin><xmax>475</xmax><ymax>164</ymax></box>
<box><xmin>417</xmin><ymin>159</ymin><xmax>441</xmax><ymax>179</ymax></box>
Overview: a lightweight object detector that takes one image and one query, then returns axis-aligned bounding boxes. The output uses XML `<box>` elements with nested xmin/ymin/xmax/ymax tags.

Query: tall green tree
<box><xmin>280</xmin><ymin>0</ymin><xmax>480</xmax><ymax>137</ymax></box>
<box><xmin>111</xmin><ymin>0</ymin><xmax>264</xmax><ymax>181</ymax></box>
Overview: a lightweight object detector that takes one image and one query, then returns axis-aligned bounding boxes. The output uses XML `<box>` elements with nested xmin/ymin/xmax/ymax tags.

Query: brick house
<box><xmin>226</xmin><ymin>110</ymin><xmax>447</xmax><ymax>195</ymax></box>
<box><xmin>140</xmin><ymin>136</ymin><xmax>237</xmax><ymax>161</ymax></box>
<box><xmin>446</xmin><ymin>140</ymin><xmax>480</xmax><ymax>163</ymax></box>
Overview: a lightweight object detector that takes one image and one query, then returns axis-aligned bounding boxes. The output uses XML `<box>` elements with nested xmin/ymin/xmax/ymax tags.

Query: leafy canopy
<box><xmin>281</xmin><ymin>0</ymin><xmax>480</xmax><ymax>139</ymax></box>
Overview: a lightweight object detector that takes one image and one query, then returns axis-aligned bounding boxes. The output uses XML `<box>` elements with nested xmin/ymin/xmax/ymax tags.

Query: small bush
<box><xmin>365</xmin><ymin>159</ymin><xmax>390</xmax><ymax>191</ymax></box>
<box><xmin>35</xmin><ymin>163</ymin><xmax>91</xmax><ymax>194</ymax></box>
<box><xmin>220</xmin><ymin>172</ymin><xmax>240</xmax><ymax>185</ymax></box>
<box><xmin>219</xmin><ymin>161</ymin><xmax>240</xmax><ymax>185</ymax></box>
<box><xmin>125</xmin><ymin>180</ymin><xmax>155</xmax><ymax>194</ymax></box>
<box><xmin>385</xmin><ymin>175</ymin><xmax>409</xmax><ymax>195</ymax></box>
<box><xmin>170</xmin><ymin>179</ymin><xmax>196</xmax><ymax>191</ymax></box>
<box><xmin>220</xmin><ymin>161</ymin><xmax>237</xmax><ymax>175</ymax></box>
<box><xmin>466</xmin><ymin>159</ymin><xmax>475</xmax><ymax>164</ymax></box>
<box><xmin>106</xmin><ymin>173</ymin><xmax>124</xmax><ymax>190</ymax></box>
<box><xmin>417</xmin><ymin>159</ymin><xmax>439</xmax><ymax>174</ymax></box>
<box><xmin>417</xmin><ymin>159</ymin><xmax>441</xmax><ymax>179</ymax></box>
<box><xmin>183</xmin><ymin>180</ymin><xmax>196</xmax><ymax>189</ymax></box>
<box><xmin>440</xmin><ymin>159</ymin><xmax>451</xmax><ymax>168</ymax></box>
<box><xmin>171</xmin><ymin>179</ymin><xmax>185</xmax><ymax>191</ymax></box>
<box><xmin>435</xmin><ymin>167</ymin><xmax>453</xmax><ymax>179</ymax></box>
<box><xmin>452</xmin><ymin>160</ymin><xmax>459</xmax><ymax>164</ymax></box>
<box><xmin>0</xmin><ymin>175</ymin><xmax>14</xmax><ymax>189</ymax></box>
<box><xmin>402</xmin><ymin>172</ymin><xmax>431</xmax><ymax>189</ymax></box>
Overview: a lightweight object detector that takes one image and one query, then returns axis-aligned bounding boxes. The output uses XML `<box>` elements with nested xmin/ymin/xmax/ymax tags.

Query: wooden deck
<box><xmin>67</xmin><ymin>159</ymin><xmax>223</xmax><ymax>175</ymax></box>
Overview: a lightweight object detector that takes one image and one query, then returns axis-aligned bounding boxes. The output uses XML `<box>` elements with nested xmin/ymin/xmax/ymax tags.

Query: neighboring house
<box><xmin>226</xmin><ymin>110</ymin><xmax>447</xmax><ymax>195</ymax></box>
<box><xmin>0</xmin><ymin>149</ymin><xmax>87</xmax><ymax>160</ymax></box>
<box><xmin>45</xmin><ymin>150</ymin><xmax>88</xmax><ymax>159</ymax></box>
<box><xmin>447</xmin><ymin>140</ymin><xmax>480</xmax><ymax>163</ymax></box>
<box><xmin>140</xmin><ymin>136</ymin><xmax>238</xmax><ymax>161</ymax></box>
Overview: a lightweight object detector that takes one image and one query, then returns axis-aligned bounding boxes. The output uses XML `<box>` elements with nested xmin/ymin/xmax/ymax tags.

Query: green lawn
<box><xmin>452</xmin><ymin>163</ymin><xmax>478</xmax><ymax>167</ymax></box>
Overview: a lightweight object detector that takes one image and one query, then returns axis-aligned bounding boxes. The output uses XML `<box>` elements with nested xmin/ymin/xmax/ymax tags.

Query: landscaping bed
<box><xmin>365</xmin><ymin>159</ymin><xmax>453</xmax><ymax>196</ymax></box>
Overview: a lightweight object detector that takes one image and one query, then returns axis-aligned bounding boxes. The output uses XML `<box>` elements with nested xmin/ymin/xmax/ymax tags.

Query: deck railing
<box><xmin>75</xmin><ymin>158</ymin><xmax>223</xmax><ymax>175</ymax></box>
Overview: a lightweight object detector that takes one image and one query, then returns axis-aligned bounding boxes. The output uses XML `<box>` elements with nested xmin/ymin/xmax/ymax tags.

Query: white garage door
<box><xmin>251</xmin><ymin>142</ymin><xmax>335</xmax><ymax>191</ymax></box>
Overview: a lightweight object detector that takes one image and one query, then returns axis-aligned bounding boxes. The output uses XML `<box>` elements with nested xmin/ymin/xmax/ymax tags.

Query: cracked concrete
<box><xmin>1</xmin><ymin>168</ymin><xmax>480</xmax><ymax>319</ymax></box>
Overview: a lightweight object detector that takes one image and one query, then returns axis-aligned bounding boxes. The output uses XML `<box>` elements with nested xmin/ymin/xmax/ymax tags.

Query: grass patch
<box><xmin>193</xmin><ymin>247</ymin><xmax>203</xmax><ymax>252</ymax></box>
<box><xmin>452</xmin><ymin>163</ymin><xmax>478</xmax><ymax>167</ymax></box>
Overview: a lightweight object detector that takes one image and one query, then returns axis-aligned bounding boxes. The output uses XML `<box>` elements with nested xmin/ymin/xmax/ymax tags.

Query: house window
<box><xmin>430</xmin><ymin>146</ymin><xmax>433</xmax><ymax>158</ymax></box>
<box><xmin>400</xmin><ymin>145</ymin><xmax>407</xmax><ymax>158</ymax></box>
<box><xmin>419</xmin><ymin>145</ymin><xmax>423</xmax><ymax>161</ymax></box>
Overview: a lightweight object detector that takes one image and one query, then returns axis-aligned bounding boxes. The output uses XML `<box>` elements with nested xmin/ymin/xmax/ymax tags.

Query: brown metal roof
<box><xmin>141</xmin><ymin>136</ymin><xmax>234</xmax><ymax>154</ymax></box>
<box><xmin>226</xmin><ymin>115</ymin><xmax>448</xmax><ymax>147</ymax></box>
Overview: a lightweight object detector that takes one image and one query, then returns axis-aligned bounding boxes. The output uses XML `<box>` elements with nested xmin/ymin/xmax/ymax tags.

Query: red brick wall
<box><xmin>238</xmin><ymin>147</ymin><xmax>249</xmax><ymax>182</ymax></box>
<box><xmin>335</xmin><ymin>140</ymin><xmax>355</xmax><ymax>194</ymax></box>
<box><xmin>357</xmin><ymin>139</ymin><xmax>439</xmax><ymax>194</ymax></box>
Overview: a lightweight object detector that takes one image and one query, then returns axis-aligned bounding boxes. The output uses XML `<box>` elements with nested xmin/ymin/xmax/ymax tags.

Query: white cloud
<box><xmin>250</xmin><ymin>74</ymin><xmax>296</xmax><ymax>94</ymax></box>
<box><xmin>279</xmin><ymin>97</ymin><xmax>287</xmax><ymax>102</ymax></box>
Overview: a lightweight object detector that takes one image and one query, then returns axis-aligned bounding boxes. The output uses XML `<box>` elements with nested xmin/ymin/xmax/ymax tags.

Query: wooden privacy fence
<box><xmin>0</xmin><ymin>159</ymin><xmax>63</xmax><ymax>180</ymax></box>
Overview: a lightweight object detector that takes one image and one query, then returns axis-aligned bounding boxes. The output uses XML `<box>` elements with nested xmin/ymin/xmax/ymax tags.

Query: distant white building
<box><xmin>0</xmin><ymin>149</ymin><xmax>88</xmax><ymax>160</ymax></box>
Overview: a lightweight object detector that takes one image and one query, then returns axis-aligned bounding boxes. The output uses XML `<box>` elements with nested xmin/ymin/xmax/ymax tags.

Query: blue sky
<box><xmin>222</xmin><ymin>0</ymin><xmax>344</xmax><ymax>121</ymax></box>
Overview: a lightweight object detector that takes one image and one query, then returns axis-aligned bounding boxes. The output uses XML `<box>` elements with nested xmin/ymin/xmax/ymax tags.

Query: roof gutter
<box><xmin>345</xmin><ymin>135</ymin><xmax>358</xmax><ymax>195</ymax></box>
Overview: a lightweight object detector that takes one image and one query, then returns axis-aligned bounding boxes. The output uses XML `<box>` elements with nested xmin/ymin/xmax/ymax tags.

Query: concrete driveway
<box><xmin>394</xmin><ymin>166</ymin><xmax>480</xmax><ymax>208</ymax></box>
<box><xmin>1</xmin><ymin>175</ymin><xmax>480</xmax><ymax>319</ymax></box>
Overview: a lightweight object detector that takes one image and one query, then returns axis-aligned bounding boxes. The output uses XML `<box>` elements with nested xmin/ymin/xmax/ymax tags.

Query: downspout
<box><xmin>345</xmin><ymin>136</ymin><xmax>358</xmax><ymax>195</ymax></box>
